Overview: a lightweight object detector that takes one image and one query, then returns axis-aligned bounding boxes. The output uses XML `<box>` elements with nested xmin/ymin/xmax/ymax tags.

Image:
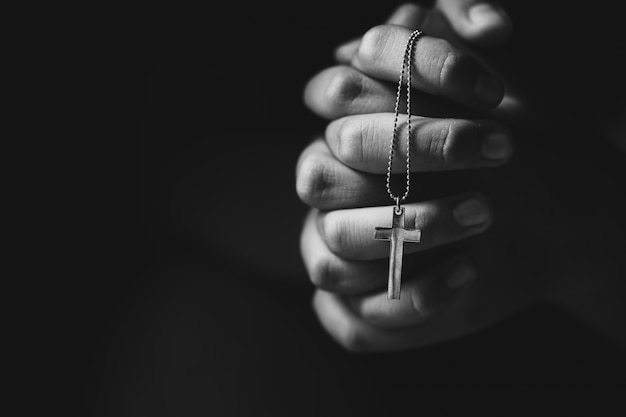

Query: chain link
<box><xmin>385</xmin><ymin>29</ymin><xmax>423</xmax><ymax>203</ymax></box>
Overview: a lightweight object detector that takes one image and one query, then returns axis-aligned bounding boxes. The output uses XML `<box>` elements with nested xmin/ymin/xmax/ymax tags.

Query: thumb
<box><xmin>436</xmin><ymin>0</ymin><xmax>512</xmax><ymax>45</ymax></box>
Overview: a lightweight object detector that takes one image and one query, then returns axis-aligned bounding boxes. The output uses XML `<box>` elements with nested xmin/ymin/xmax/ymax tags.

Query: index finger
<box><xmin>352</xmin><ymin>24</ymin><xmax>504</xmax><ymax>109</ymax></box>
<box><xmin>335</xmin><ymin>4</ymin><xmax>428</xmax><ymax>64</ymax></box>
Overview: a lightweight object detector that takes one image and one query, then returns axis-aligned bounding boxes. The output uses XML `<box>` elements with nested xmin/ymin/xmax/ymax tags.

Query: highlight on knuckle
<box><xmin>296</xmin><ymin>154</ymin><xmax>332</xmax><ymax>207</ymax></box>
<box><xmin>324</xmin><ymin>67</ymin><xmax>363</xmax><ymax>112</ymax></box>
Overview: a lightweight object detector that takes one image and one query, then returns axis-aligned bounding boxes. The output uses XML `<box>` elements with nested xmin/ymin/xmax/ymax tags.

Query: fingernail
<box><xmin>468</xmin><ymin>3</ymin><xmax>502</xmax><ymax>28</ymax></box>
<box><xmin>482</xmin><ymin>131</ymin><xmax>512</xmax><ymax>160</ymax></box>
<box><xmin>446</xmin><ymin>263</ymin><xmax>476</xmax><ymax>290</ymax></box>
<box><xmin>474</xmin><ymin>72</ymin><xmax>503</xmax><ymax>105</ymax></box>
<box><xmin>453</xmin><ymin>198</ymin><xmax>490</xmax><ymax>227</ymax></box>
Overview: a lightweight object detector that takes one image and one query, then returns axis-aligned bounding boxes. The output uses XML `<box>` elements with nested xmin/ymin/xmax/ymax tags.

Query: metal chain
<box><xmin>385</xmin><ymin>29</ymin><xmax>423</xmax><ymax>206</ymax></box>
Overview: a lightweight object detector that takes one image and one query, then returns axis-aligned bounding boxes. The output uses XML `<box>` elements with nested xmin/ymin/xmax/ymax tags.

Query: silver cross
<box><xmin>374</xmin><ymin>206</ymin><xmax>421</xmax><ymax>299</ymax></box>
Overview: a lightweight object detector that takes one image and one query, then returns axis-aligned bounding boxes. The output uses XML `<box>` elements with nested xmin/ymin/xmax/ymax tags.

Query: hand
<box><xmin>297</xmin><ymin>3</ymin><xmax>626</xmax><ymax>351</ymax></box>
<box><xmin>334</xmin><ymin>0</ymin><xmax>513</xmax><ymax>66</ymax></box>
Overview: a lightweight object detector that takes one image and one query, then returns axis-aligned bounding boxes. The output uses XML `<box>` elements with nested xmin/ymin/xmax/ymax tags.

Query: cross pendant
<box><xmin>374</xmin><ymin>206</ymin><xmax>421</xmax><ymax>299</ymax></box>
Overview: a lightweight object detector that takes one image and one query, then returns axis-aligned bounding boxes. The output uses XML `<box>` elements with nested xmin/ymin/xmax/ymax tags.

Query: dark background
<box><xmin>60</xmin><ymin>1</ymin><xmax>626</xmax><ymax>415</ymax></box>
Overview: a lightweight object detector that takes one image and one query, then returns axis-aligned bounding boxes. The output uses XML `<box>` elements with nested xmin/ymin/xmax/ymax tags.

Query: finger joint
<box><xmin>325</xmin><ymin>67</ymin><xmax>363</xmax><ymax>114</ymax></box>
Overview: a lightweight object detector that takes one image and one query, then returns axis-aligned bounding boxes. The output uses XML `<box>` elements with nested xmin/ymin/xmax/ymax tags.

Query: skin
<box><xmin>296</xmin><ymin>2</ymin><xmax>626</xmax><ymax>352</ymax></box>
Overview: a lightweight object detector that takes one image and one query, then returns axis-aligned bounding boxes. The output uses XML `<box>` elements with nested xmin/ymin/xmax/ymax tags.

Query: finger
<box><xmin>313</xmin><ymin>275</ymin><xmax>478</xmax><ymax>352</ymax></box>
<box><xmin>296</xmin><ymin>138</ymin><xmax>388</xmax><ymax>210</ymax></box>
<box><xmin>302</xmin><ymin>208</ymin><xmax>456</xmax><ymax>295</ymax></box>
<box><xmin>317</xmin><ymin>194</ymin><xmax>492</xmax><ymax>260</ymax></box>
<box><xmin>352</xmin><ymin>25</ymin><xmax>504</xmax><ymax>108</ymax></box>
<box><xmin>335</xmin><ymin>39</ymin><xmax>361</xmax><ymax>65</ymax></box>
<box><xmin>436</xmin><ymin>0</ymin><xmax>512</xmax><ymax>46</ymax></box>
<box><xmin>295</xmin><ymin>136</ymin><xmax>501</xmax><ymax>210</ymax></box>
<box><xmin>335</xmin><ymin>4</ymin><xmax>452</xmax><ymax>65</ymax></box>
<box><xmin>348</xmin><ymin>259</ymin><xmax>476</xmax><ymax>328</ymax></box>
<box><xmin>314</xmin><ymin>290</ymin><xmax>387</xmax><ymax>352</ymax></box>
<box><xmin>313</xmin><ymin>254</ymin><xmax>528</xmax><ymax>351</ymax></box>
<box><xmin>303</xmin><ymin>66</ymin><xmax>395</xmax><ymax>120</ymax></box>
<box><xmin>303</xmin><ymin>65</ymin><xmax>477</xmax><ymax>120</ymax></box>
<box><xmin>325</xmin><ymin>114</ymin><xmax>513</xmax><ymax>174</ymax></box>
<box><xmin>300</xmin><ymin>209</ymin><xmax>395</xmax><ymax>294</ymax></box>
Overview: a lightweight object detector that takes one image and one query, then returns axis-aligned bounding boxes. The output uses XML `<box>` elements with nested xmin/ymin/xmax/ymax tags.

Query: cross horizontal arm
<box><xmin>400</xmin><ymin>229</ymin><xmax>421</xmax><ymax>243</ymax></box>
<box><xmin>374</xmin><ymin>227</ymin><xmax>393</xmax><ymax>241</ymax></box>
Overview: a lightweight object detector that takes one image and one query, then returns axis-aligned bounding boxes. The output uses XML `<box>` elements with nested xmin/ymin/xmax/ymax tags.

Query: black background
<box><xmin>55</xmin><ymin>1</ymin><xmax>626</xmax><ymax>415</ymax></box>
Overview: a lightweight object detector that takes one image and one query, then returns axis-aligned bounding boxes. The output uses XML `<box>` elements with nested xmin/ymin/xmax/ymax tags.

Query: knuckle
<box><xmin>309</xmin><ymin>255</ymin><xmax>340</xmax><ymax>291</ymax></box>
<box><xmin>296</xmin><ymin>153</ymin><xmax>331</xmax><ymax>207</ymax></box>
<box><xmin>324</xmin><ymin>67</ymin><xmax>363</xmax><ymax>112</ymax></box>
<box><xmin>406</xmin><ymin>203</ymin><xmax>433</xmax><ymax>230</ymax></box>
<box><xmin>437</xmin><ymin>49</ymin><xmax>459</xmax><ymax>90</ymax></box>
<box><xmin>320</xmin><ymin>211</ymin><xmax>349</xmax><ymax>256</ymax></box>
<box><xmin>358</xmin><ymin>25</ymin><xmax>392</xmax><ymax>67</ymax></box>
<box><xmin>422</xmin><ymin>121</ymin><xmax>451</xmax><ymax>167</ymax></box>
<box><xmin>335</xmin><ymin>118</ymin><xmax>365</xmax><ymax>166</ymax></box>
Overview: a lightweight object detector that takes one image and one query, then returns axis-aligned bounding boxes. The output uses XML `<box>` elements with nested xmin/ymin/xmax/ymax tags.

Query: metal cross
<box><xmin>375</xmin><ymin>206</ymin><xmax>421</xmax><ymax>299</ymax></box>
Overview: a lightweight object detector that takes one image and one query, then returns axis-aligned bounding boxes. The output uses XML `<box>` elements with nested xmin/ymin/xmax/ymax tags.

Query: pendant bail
<box><xmin>394</xmin><ymin>196</ymin><xmax>402</xmax><ymax>215</ymax></box>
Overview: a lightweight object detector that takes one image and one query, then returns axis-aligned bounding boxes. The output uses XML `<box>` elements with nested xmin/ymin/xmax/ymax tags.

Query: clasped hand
<box><xmin>296</xmin><ymin>2</ymin><xmax>626</xmax><ymax>351</ymax></box>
